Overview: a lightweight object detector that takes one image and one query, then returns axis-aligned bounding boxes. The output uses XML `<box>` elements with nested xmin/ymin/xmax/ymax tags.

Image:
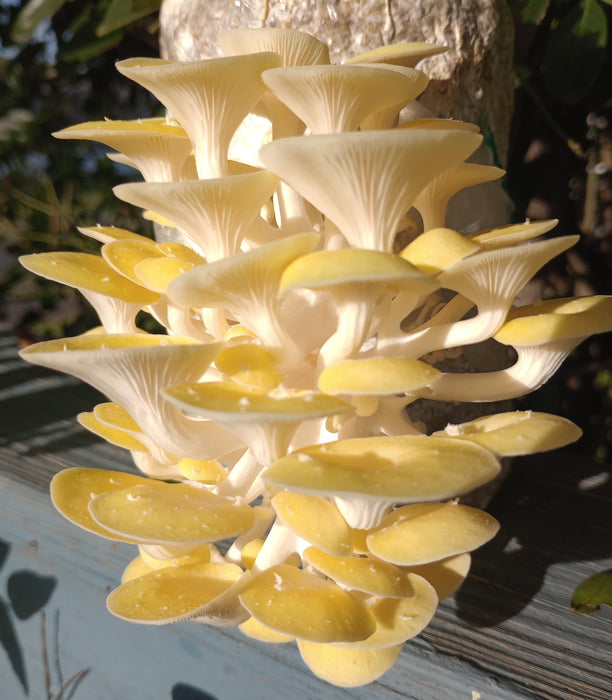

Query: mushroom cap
<box><xmin>134</xmin><ymin>255</ymin><xmax>196</xmax><ymax>293</ymax></box>
<box><xmin>50</xmin><ymin>467</ymin><xmax>147</xmax><ymax>542</ymax></box>
<box><xmin>398</xmin><ymin>118</ymin><xmax>480</xmax><ymax>133</ymax></box>
<box><xmin>318</xmin><ymin>357</ymin><xmax>441</xmax><ymax>396</ymax></box>
<box><xmin>89</xmin><ymin>480</ymin><xmax>254</xmax><ymax>545</ymax></box>
<box><xmin>303</xmin><ymin>547</ymin><xmax>414</xmax><ymax>597</ymax></box>
<box><xmin>101</xmin><ymin>238</ymin><xmax>164</xmax><ymax>285</ymax></box>
<box><xmin>239</xmin><ymin>616</ymin><xmax>295</xmax><ymax>644</ymax></box>
<box><xmin>400</xmin><ymin>227</ymin><xmax>480</xmax><ymax>275</ymax></box>
<box><xmin>77</xmin><ymin>225</ymin><xmax>147</xmax><ymax>245</ymax></box>
<box><xmin>107</xmin><ymin>561</ymin><xmax>245</xmax><ymax>624</ymax></box>
<box><xmin>261</xmin><ymin>64</ymin><xmax>428</xmax><ymax>133</ymax></box>
<box><xmin>164</xmin><ymin>381</ymin><xmax>353</xmax><ymax>424</ymax></box>
<box><xmin>77</xmin><ymin>410</ymin><xmax>148</xmax><ymax>452</ymax></box>
<box><xmin>168</xmin><ymin>232</ymin><xmax>319</xmax><ymax>309</ymax></box>
<box><xmin>468</xmin><ymin>219</ymin><xmax>558</xmax><ymax>251</ymax></box>
<box><xmin>435</xmin><ymin>410</ymin><xmax>583</xmax><ymax>456</ymax></box>
<box><xmin>239</xmin><ymin>564</ymin><xmax>376</xmax><ymax>643</ymax></box>
<box><xmin>346</xmin><ymin>42</ymin><xmax>448</xmax><ymax>67</ymax></box>
<box><xmin>279</xmin><ymin>248</ymin><xmax>439</xmax><ymax>295</ymax></box>
<box><xmin>272</xmin><ymin>491</ymin><xmax>353</xmax><ymax>556</ymax></box>
<box><xmin>366</xmin><ymin>502</ymin><xmax>500</xmax><ymax>565</ymax></box>
<box><xmin>214</xmin><ymin>345</ymin><xmax>282</xmax><ymax>392</ymax></box>
<box><xmin>52</xmin><ymin>118</ymin><xmax>188</xmax><ymax>143</ymax></box>
<box><xmin>217</xmin><ymin>27</ymin><xmax>330</xmax><ymax>66</ymax></box>
<box><xmin>19</xmin><ymin>252</ymin><xmax>158</xmax><ymax>304</ymax></box>
<box><xmin>494</xmin><ymin>296</ymin><xmax>612</xmax><ymax>347</ymax></box>
<box><xmin>178</xmin><ymin>458</ymin><xmax>227</xmax><ymax>484</ymax></box>
<box><xmin>259</xmin><ymin>129</ymin><xmax>482</xmax><ymax>252</ymax></box>
<box><xmin>332</xmin><ymin>572</ymin><xmax>438</xmax><ymax>649</ymax></box>
<box><xmin>405</xmin><ymin>553</ymin><xmax>471</xmax><ymax>600</ymax></box>
<box><xmin>264</xmin><ymin>435</ymin><xmax>500</xmax><ymax>500</ymax></box>
<box><xmin>296</xmin><ymin>641</ymin><xmax>403</xmax><ymax>687</ymax></box>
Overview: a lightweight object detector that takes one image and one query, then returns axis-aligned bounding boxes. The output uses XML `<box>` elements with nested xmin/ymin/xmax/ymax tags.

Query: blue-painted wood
<box><xmin>1</xmin><ymin>324</ymin><xmax>611</xmax><ymax>699</ymax></box>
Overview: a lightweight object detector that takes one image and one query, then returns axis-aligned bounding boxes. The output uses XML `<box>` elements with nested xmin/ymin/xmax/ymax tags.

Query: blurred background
<box><xmin>1</xmin><ymin>0</ymin><xmax>611</xmax><ymax>462</ymax></box>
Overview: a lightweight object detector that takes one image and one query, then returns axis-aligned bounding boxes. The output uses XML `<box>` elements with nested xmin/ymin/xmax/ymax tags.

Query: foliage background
<box><xmin>0</xmin><ymin>0</ymin><xmax>611</xmax><ymax>461</ymax></box>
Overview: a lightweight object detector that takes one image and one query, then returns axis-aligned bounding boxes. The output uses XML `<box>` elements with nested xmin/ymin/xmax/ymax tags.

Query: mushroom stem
<box><xmin>274</xmin><ymin>182</ymin><xmax>322</xmax><ymax>234</ymax></box>
<box><xmin>251</xmin><ymin>520</ymin><xmax>301</xmax><ymax>574</ymax></box>
<box><xmin>318</xmin><ymin>290</ymin><xmax>378</xmax><ymax>368</ymax></box>
<box><xmin>375</xmin><ymin>306</ymin><xmax>506</xmax><ymax>358</ymax></box>
<box><xmin>429</xmin><ymin>339</ymin><xmax>579</xmax><ymax>402</ymax></box>
<box><xmin>218</xmin><ymin>450</ymin><xmax>263</xmax><ymax>501</ymax></box>
<box><xmin>332</xmin><ymin>496</ymin><xmax>393</xmax><ymax>530</ymax></box>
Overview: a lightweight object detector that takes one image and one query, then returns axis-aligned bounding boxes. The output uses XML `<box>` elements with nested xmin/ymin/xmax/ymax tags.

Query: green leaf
<box><xmin>60</xmin><ymin>32</ymin><xmax>124</xmax><ymax>63</ymax></box>
<box><xmin>10</xmin><ymin>0</ymin><xmax>68</xmax><ymax>44</ymax></box>
<box><xmin>513</xmin><ymin>0</ymin><xmax>551</xmax><ymax>26</ymax></box>
<box><xmin>541</xmin><ymin>0</ymin><xmax>608</xmax><ymax>104</ymax></box>
<box><xmin>96</xmin><ymin>0</ymin><xmax>162</xmax><ymax>37</ymax></box>
<box><xmin>571</xmin><ymin>571</ymin><xmax>612</xmax><ymax>614</ymax></box>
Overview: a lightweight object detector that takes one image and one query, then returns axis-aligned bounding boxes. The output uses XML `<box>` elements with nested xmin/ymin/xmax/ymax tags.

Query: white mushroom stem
<box><xmin>79</xmin><ymin>290</ymin><xmax>140</xmax><ymax>334</ymax></box>
<box><xmin>225</xmin><ymin>509</ymin><xmax>275</xmax><ymax>565</ymax></box>
<box><xmin>375</xmin><ymin>305</ymin><xmax>508</xmax><ymax>358</ymax></box>
<box><xmin>217</xmin><ymin>450</ymin><xmax>263</xmax><ymax>502</ymax></box>
<box><xmin>429</xmin><ymin>338</ymin><xmax>581</xmax><ymax>402</ymax></box>
<box><xmin>200</xmin><ymin>307</ymin><xmax>229</xmax><ymax>340</ymax></box>
<box><xmin>332</xmin><ymin>496</ymin><xmax>394</xmax><ymax>530</ymax></box>
<box><xmin>338</xmin><ymin>396</ymin><xmax>424</xmax><ymax>439</ymax></box>
<box><xmin>274</xmin><ymin>182</ymin><xmax>323</xmax><ymax>234</ymax></box>
<box><xmin>251</xmin><ymin>519</ymin><xmax>303</xmax><ymax>574</ymax></box>
<box><xmin>318</xmin><ymin>287</ymin><xmax>382</xmax><ymax>369</ymax></box>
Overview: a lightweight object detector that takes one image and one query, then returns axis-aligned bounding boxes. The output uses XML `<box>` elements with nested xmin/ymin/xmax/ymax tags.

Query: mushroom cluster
<box><xmin>19</xmin><ymin>28</ymin><xmax>612</xmax><ymax>688</ymax></box>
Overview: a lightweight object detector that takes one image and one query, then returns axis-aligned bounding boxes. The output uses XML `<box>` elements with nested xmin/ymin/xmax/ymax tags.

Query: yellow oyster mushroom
<box><xmin>435</xmin><ymin>410</ymin><xmax>583</xmax><ymax>456</ymax></box>
<box><xmin>259</xmin><ymin>129</ymin><xmax>482</xmax><ymax>252</ymax></box>
<box><xmin>19</xmin><ymin>251</ymin><xmax>158</xmax><ymax>333</ymax></box>
<box><xmin>358</xmin><ymin>64</ymin><xmax>429</xmax><ymax>131</ymax></box>
<box><xmin>262</xmin><ymin>64</ymin><xmax>428</xmax><ymax>134</ymax></box>
<box><xmin>468</xmin><ymin>218</ymin><xmax>559</xmax><ymax>250</ymax></box>
<box><xmin>77</xmin><ymin>409</ymin><xmax>148</xmax><ymax>453</ymax></box>
<box><xmin>114</xmin><ymin>171</ymin><xmax>280</xmax><ymax>262</ymax></box>
<box><xmin>279</xmin><ymin>248</ymin><xmax>438</xmax><ymax>367</ymax></box>
<box><xmin>412</xmin><ymin>162</ymin><xmax>506</xmax><ymax>231</ymax></box>
<box><xmin>107</xmin><ymin>562</ymin><xmax>246</xmax><ymax>624</ymax></box>
<box><xmin>214</xmin><ymin>345</ymin><xmax>282</xmax><ymax>393</ymax></box>
<box><xmin>265</xmin><ymin>491</ymin><xmax>353</xmax><ymax>563</ymax></box>
<box><xmin>366</xmin><ymin>502</ymin><xmax>500</xmax><ymax>566</ymax></box>
<box><xmin>431</xmin><ymin>295</ymin><xmax>612</xmax><ymax>401</ymax></box>
<box><xmin>331</xmin><ymin>573</ymin><xmax>438</xmax><ymax>650</ymax></box>
<box><xmin>239</xmin><ymin>616</ymin><xmax>295</xmax><ymax>644</ymax></box>
<box><xmin>50</xmin><ymin>467</ymin><xmax>148</xmax><ymax>542</ymax></box>
<box><xmin>297</xmin><ymin>641</ymin><xmax>404</xmax><ymax>688</ymax></box>
<box><xmin>116</xmin><ymin>53</ymin><xmax>281</xmax><ymax>178</ymax></box>
<box><xmin>405</xmin><ymin>553</ymin><xmax>472</xmax><ymax>600</ymax></box>
<box><xmin>53</xmin><ymin>119</ymin><xmax>192</xmax><ymax>182</ymax></box>
<box><xmin>318</xmin><ymin>357</ymin><xmax>441</xmax><ymax>416</ymax></box>
<box><xmin>88</xmin><ymin>480</ymin><xmax>254</xmax><ymax>545</ymax></box>
<box><xmin>77</xmin><ymin>224</ymin><xmax>149</xmax><ymax>245</ymax></box>
<box><xmin>168</xmin><ymin>232</ymin><xmax>320</xmax><ymax>365</ymax></box>
<box><xmin>239</xmin><ymin>564</ymin><xmax>376</xmax><ymax>643</ymax></box>
<box><xmin>218</xmin><ymin>27</ymin><xmax>330</xmax><ymax>67</ymax></box>
<box><xmin>347</xmin><ymin>42</ymin><xmax>448</xmax><ymax>67</ymax></box>
<box><xmin>378</xmin><ymin>234</ymin><xmax>579</xmax><ymax>358</ymax></box>
<box><xmin>400</xmin><ymin>226</ymin><xmax>480</xmax><ymax>275</ymax></box>
<box><xmin>264</xmin><ymin>435</ymin><xmax>500</xmax><ymax>529</ymax></box>
<box><xmin>20</xmin><ymin>334</ymin><xmax>240</xmax><ymax>459</ymax></box>
<box><xmin>178</xmin><ymin>457</ymin><xmax>227</xmax><ymax>484</ymax></box>
<box><xmin>163</xmin><ymin>380</ymin><xmax>353</xmax><ymax>468</ymax></box>
<box><xmin>302</xmin><ymin>547</ymin><xmax>415</xmax><ymax>598</ymax></box>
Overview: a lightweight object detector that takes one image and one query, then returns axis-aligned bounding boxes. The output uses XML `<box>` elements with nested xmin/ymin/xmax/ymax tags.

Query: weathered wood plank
<box><xmin>1</xmin><ymin>325</ymin><xmax>611</xmax><ymax>699</ymax></box>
